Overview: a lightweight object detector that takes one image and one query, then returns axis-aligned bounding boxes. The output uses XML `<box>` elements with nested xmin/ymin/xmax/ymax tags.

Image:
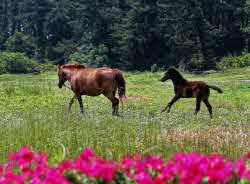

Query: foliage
<box><xmin>0</xmin><ymin>52</ymin><xmax>40</xmax><ymax>73</ymax></box>
<box><xmin>0</xmin><ymin>0</ymin><xmax>250</xmax><ymax>70</ymax></box>
<box><xmin>151</xmin><ymin>64</ymin><xmax>159</xmax><ymax>73</ymax></box>
<box><xmin>181</xmin><ymin>53</ymin><xmax>205</xmax><ymax>72</ymax></box>
<box><xmin>4</xmin><ymin>32</ymin><xmax>36</xmax><ymax>57</ymax></box>
<box><xmin>217</xmin><ymin>51</ymin><xmax>250</xmax><ymax>70</ymax></box>
<box><xmin>151</xmin><ymin>64</ymin><xmax>164</xmax><ymax>73</ymax></box>
<box><xmin>69</xmin><ymin>44</ymin><xmax>109</xmax><ymax>67</ymax></box>
<box><xmin>0</xmin><ymin>146</ymin><xmax>250</xmax><ymax>183</ymax></box>
<box><xmin>0</xmin><ymin>60</ymin><xmax>7</xmax><ymax>74</ymax></box>
<box><xmin>39</xmin><ymin>62</ymin><xmax>57</xmax><ymax>73</ymax></box>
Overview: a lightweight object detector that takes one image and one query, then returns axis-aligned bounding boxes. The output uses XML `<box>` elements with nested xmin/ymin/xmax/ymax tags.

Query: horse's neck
<box><xmin>171</xmin><ymin>78</ymin><xmax>186</xmax><ymax>87</ymax></box>
<box><xmin>64</xmin><ymin>69</ymin><xmax>75</xmax><ymax>81</ymax></box>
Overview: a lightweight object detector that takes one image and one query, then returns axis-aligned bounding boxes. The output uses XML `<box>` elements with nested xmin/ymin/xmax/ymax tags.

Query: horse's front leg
<box><xmin>68</xmin><ymin>94</ymin><xmax>76</xmax><ymax>112</ymax></box>
<box><xmin>161</xmin><ymin>95</ymin><xmax>180</xmax><ymax>113</ymax></box>
<box><xmin>76</xmin><ymin>95</ymin><xmax>84</xmax><ymax>114</ymax></box>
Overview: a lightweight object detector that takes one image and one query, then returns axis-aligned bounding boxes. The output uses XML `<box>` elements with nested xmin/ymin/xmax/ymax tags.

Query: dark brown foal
<box><xmin>160</xmin><ymin>68</ymin><xmax>223</xmax><ymax>118</ymax></box>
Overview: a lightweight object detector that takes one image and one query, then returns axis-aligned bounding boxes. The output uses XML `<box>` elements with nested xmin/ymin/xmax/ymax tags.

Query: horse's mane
<box><xmin>168</xmin><ymin>68</ymin><xmax>186</xmax><ymax>81</ymax></box>
<box><xmin>61</xmin><ymin>64</ymin><xmax>86</xmax><ymax>70</ymax></box>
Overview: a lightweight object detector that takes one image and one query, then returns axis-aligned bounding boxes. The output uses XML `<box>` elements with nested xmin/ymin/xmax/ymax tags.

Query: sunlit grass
<box><xmin>0</xmin><ymin>67</ymin><xmax>249</xmax><ymax>163</ymax></box>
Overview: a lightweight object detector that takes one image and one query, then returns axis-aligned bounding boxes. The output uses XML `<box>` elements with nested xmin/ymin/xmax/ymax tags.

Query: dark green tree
<box><xmin>4</xmin><ymin>32</ymin><xmax>35</xmax><ymax>57</ymax></box>
<box><xmin>0</xmin><ymin>0</ymin><xmax>249</xmax><ymax>70</ymax></box>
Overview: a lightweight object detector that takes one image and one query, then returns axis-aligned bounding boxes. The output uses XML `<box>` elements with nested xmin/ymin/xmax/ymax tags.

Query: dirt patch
<box><xmin>123</xmin><ymin>95</ymin><xmax>148</xmax><ymax>102</ymax></box>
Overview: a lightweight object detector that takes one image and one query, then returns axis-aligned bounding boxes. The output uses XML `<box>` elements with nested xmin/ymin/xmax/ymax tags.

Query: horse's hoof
<box><xmin>79</xmin><ymin>112</ymin><xmax>85</xmax><ymax>116</ymax></box>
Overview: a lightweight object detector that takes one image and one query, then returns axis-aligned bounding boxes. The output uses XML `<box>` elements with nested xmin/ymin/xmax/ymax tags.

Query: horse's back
<box><xmin>186</xmin><ymin>80</ymin><xmax>207</xmax><ymax>86</ymax></box>
<box><xmin>182</xmin><ymin>81</ymin><xmax>209</xmax><ymax>98</ymax></box>
<box><xmin>71</xmin><ymin>67</ymin><xmax>118</xmax><ymax>96</ymax></box>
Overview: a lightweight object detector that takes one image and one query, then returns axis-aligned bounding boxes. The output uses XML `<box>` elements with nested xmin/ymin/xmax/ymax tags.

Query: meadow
<box><xmin>0</xmin><ymin>67</ymin><xmax>249</xmax><ymax>163</ymax></box>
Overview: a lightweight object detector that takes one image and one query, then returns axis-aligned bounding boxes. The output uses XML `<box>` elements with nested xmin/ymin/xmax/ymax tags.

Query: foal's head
<box><xmin>160</xmin><ymin>68</ymin><xmax>185</xmax><ymax>82</ymax></box>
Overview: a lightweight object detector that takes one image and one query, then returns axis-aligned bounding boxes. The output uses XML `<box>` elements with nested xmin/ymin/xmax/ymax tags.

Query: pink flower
<box><xmin>58</xmin><ymin>161</ymin><xmax>73</xmax><ymax>173</ymax></box>
<box><xmin>234</xmin><ymin>158</ymin><xmax>246</xmax><ymax>178</ymax></box>
<box><xmin>42</xmin><ymin>168</ymin><xmax>70</xmax><ymax>184</ymax></box>
<box><xmin>134</xmin><ymin>171</ymin><xmax>154</xmax><ymax>184</ymax></box>
<box><xmin>144</xmin><ymin>155</ymin><xmax>163</xmax><ymax>170</ymax></box>
<box><xmin>153</xmin><ymin>175</ymin><xmax>166</xmax><ymax>184</ymax></box>
<box><xmin>246</xmin><ymin>151</ymin><xmax>250</xmax><ymax>160</ymax></box>
<box><xmin>0</xmin><ymin>146</ymin><xmax>250</xmax><ymax>183</ymax></box>
<box><xmin>246</xmin><ymin>169</ymin><xmax>250</xmax><ymax>181</ymax></box>
<box><xmin>77</xmin><ymin>148</ymin><xmax>94</xmax><ymax>161</ymax></box>
<box><xmin>2</xmin><ymin>171</ymin><xmax>26</xmax><ymax>184</ymax></box>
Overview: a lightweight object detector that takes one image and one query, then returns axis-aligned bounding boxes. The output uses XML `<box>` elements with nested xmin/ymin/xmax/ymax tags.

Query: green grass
<box><xmin>0</xmin><ymin>67</ymin><xmax>249</xmax><ymax>163</ymax></box>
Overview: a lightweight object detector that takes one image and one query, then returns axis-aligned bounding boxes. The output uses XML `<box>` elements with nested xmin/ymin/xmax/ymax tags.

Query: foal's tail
<box><xmin>114</xmin><ymin>69</ymin><xmax>126</xmax><ymax>101</ymax></box>
<box><xmin>208</xmin><ymin>85</ymin><xmax>223</xmax><ymax>93</ymax></box>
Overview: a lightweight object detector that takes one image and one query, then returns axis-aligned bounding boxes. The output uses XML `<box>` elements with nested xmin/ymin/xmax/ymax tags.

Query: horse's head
<box><xmin>57</xmin><ymin>64</ymin><xmax>85</xmax><ymax>88</ymax></box>
<box><xmin>160</xmin><ymin>68</ymin><xmax>180</xmax><ymax>82</ymax></box>
<box><xmin>57</xmin><ymin>65</ymin><xmax>67</xmax><ymax>88</ymax></box>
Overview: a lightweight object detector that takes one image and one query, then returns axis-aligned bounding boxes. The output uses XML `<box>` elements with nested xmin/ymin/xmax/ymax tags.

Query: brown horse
<box><xmin>160</xmin><ymin>68</ymin><xmax>223</xmax><ymax>118</ymax></box>
<box><xmin>57</xmin><ymin>64</ymin><xmax>126</xmax><ymax>115</ymax></box>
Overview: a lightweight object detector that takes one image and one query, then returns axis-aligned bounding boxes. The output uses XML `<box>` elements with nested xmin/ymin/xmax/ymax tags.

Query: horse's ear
<box><xmin>57</xmin><ymin>63</ymin><xmax>63</xmax><ymax>69</ymax></box>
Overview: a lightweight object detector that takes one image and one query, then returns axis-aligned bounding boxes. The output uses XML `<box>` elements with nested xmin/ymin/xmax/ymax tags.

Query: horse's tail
<box><xmin>114</xmin><ymin>70</ymin><xmax>126</xmax><ymax>101</ymax></box>
<box><xmin>208</xmin><ymin>85</ymin><xmax>223</xmax><ymax>93</ymax></box>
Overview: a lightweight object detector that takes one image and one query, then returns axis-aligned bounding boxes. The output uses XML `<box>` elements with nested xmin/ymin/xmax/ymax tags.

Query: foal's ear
<box><xmin>168</xmin><ymin>67</ymin><xmax>177</xmax><ymax>73</ymax></box>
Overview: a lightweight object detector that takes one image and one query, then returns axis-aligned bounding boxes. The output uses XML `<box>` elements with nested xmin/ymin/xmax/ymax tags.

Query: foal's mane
<box><xmin>168</xmin><ymin>68</ymin><xmax>186</xmax><ymax>81</ymax></box>
<box><xmin>61</xmin><ymin>64</ymin><xmax>86</xmax><ymax>70</ymax></box>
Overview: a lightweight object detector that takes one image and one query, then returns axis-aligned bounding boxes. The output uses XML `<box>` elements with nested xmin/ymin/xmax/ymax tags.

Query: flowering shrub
<box><xmin>0</xmin><ymin>147</ymin><xmax>249</xmax><ymax>184</ymax></box>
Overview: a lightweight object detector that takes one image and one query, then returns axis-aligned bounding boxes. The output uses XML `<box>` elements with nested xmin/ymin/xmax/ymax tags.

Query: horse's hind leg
<box><xmin>105</xmin><ymin>93</ymin><xmax>119</xmax><ymax>115</ymax></box>
<box><xmin>112</xmin><ymin>90</ymin><xmax>119</xmax><ymax>115</ymax></box>
<box><xmin>68</xmin><ymin>94</ymin><xmax>76</xmax><ymax>112</ymax></box>
<box><xmin>112</xmin><ymin>97</ymin><xmax>119</xmax><ymax>115</ymax></box>
<box><xmin>203</xmin><ymin>98</ymin><xmax>213</xmax><ymax>118</ymax></box>
<box><xmin>76</xmin><ymin>95</ymin><xmax>84</xmax><ymax>114</ymax></box>
<box><xmin>194</xmin><ymin>97</ymin><xmax>202</xmax><ymax>115</ymax></box>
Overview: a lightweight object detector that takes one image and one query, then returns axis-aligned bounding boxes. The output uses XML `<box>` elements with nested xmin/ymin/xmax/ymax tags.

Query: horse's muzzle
<box><xmin>160</xmin><ymin>78</ymin><xmax>165</xmax><ymax>82</ymax></box>
<box><xmin>58</xmin><ymin>83</ymin><xmax>63</xmax><ymax>88</ymax></box>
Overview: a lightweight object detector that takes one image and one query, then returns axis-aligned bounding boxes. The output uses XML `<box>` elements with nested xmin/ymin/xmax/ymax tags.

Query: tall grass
<box><xmin>0</xmin><ymin>68</ymin><xmax>249</xmax><ymax>163</ymax></box>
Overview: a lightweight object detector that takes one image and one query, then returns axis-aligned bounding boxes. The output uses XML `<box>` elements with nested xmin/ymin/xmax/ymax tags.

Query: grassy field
<box><xmin>0</xmin><ymin>67</ymin><xmax>249</xmax><ymax>163</ymax></box>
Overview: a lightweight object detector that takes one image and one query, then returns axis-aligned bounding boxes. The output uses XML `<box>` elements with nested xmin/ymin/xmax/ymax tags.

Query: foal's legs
<box><xmin>76</xmin><ymin>95</ymin><xmax>84</xmax><ymax>114</ymax></box>
<box><xmin>203</xmin><ymin>98</ymin><xmax>213</xmax><ymax>118</ymax></box>
<box><xmin>68</xmin><ymin>94</ymin><xmax>76</xmax><ymax>112</ymax></box>
<box><xmin>161</xmin><ymin>95</ymin><xmax>180</xmax><ymax>113</ymax></box>
<box><xmin>194</xmin><ymin>97</ymin><xmax>202</xmax><ymax>115</ymax></box>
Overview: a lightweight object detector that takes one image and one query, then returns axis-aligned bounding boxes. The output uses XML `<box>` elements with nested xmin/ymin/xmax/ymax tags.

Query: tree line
<box><xmin>1</xmin><ymin>0</ymin><xmax>250</xmax><ymax>71</ymax></box>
